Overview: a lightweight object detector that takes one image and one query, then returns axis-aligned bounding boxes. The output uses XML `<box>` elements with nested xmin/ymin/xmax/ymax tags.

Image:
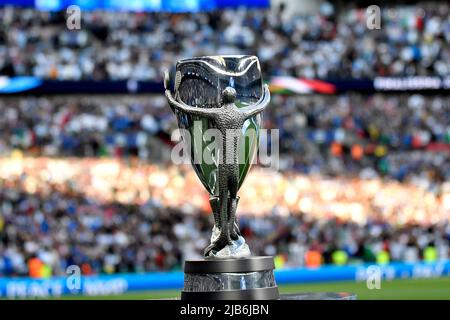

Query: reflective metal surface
<box><xmin>172</xmin><ymin>55</ymin><xmax>263</xmax><ymax>196</ymax></box>
<box><xmin>183</xmin><ymin>270</ymin><xmax>276</xmax><ymax>292</ymax></box>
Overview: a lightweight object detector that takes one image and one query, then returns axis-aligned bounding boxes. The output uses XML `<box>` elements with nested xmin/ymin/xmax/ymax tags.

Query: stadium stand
<box><xmin>0</xmin><ymin>2</ymin><xmax>449</xmax><ymax>281</ymax></box>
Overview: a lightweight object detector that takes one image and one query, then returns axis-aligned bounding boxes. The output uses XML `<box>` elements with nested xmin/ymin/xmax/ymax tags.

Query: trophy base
<box><xmin>181</xmin><ymin>256</ymin><xmax>279</xmax><ymax>300</ymax></box>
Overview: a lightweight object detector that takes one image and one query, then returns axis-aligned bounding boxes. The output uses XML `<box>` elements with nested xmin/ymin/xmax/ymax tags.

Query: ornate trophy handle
<box><xmin>163</xmin><ymin>70</ymin><xmax>170</xmax><ymax>91</ymax></box>
<box><xmin>241</xmin><ymin>84</ymin><xmax>271</xmax><ymax>119</ymax></box>
<box><xmin>164</xmin><ymin>70</ymin><xmax>218</xmax><ymax>118</ymax></box>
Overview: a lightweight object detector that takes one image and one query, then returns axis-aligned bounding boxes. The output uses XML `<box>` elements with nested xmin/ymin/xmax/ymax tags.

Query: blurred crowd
<box><xmin>0</xmin><ymin>171</ymin><xmax>448</xmax><ymax>277</ymax></box>
<box><xmin>0</xmin><ymin>93</ymin><xmax>448</xmax><ymax>188</ymax></box>
<box><xmin>0</xmin><ymin>156</ymin><xmax>449</xmax><ymax>276</ymax></box>
<box><xmin>0</xmin><ymin>2</ymin><xmax>449</xmax><ymax>80</ymax></box>
<box><xmin>0</xmin><ymin>2</ymin><xmax>449</xmax><ymax>278</ymax></box>
<box><xmin>0</xmin><ymin>95</ymin><xmax>171</xmax><ymax>160</ymax></box>
<box><xmin>0</xmin><ymin>157</ymin><xmax>448</xmax><ymax>224</ymax></box>
<box><xmin>270</xmin><ymin>93</ymin><xmax>450</xmax><ymax>188</ymax></box>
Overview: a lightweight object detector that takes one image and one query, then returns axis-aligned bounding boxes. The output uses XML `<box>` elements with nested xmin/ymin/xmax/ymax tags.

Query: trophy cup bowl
<box><xmin>164</xmin><ymin>55</ymin><xmax>279</xmax><ymax>300</ymax></box>
<box><xmin>171</xmin><ymin>55</ymin><xmax>262</xmax><ymax>196</ymax></box>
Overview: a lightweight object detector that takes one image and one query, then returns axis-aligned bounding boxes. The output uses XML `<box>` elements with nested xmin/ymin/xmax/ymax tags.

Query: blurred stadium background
<box><xmin>0</xmin><ymin>0</ymin><xmax>449</xmax><ymax>299</ymax></box>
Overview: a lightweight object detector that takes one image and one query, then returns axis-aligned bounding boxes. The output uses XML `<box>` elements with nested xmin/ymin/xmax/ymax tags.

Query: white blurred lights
<box><xmin>0</xmin><ymin>156</ymin><xmax>447</xmax><ymax>225</ymax></box>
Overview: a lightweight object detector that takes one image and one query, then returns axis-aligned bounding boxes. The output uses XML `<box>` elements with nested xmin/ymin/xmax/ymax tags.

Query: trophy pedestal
<box><xmin>181</xmin><ymin>256</ymin><xmax>279</xmax><ymax>300</ymax></box>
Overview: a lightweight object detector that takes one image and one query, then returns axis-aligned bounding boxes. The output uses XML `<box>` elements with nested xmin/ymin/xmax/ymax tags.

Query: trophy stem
<box><xmin>206</xmin><ymin>195</ymin><xmax>247</xmax><ymax>257</ymax></box>
<box><xmin>209</xmin><ymin>196</ymin><xmax>240</xmax><ymax>229</ymax></box>
<box><xmin>209</xmin><ymin>196</ymin><xmax>220</xmax><ymax>228</ymax></box>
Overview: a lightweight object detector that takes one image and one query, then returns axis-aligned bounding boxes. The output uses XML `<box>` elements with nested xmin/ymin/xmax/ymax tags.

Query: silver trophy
<box><xmin>164</xmin><ymin>55</ymin><xmax>279</xmax><ymax>300</ymax></box>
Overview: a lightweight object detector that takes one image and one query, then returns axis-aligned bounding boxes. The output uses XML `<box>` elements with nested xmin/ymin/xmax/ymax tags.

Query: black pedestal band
<box><xmin>184</xmin><ymin>256</ymin><xmax>275</xmax><ymax>273</ymax></box>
